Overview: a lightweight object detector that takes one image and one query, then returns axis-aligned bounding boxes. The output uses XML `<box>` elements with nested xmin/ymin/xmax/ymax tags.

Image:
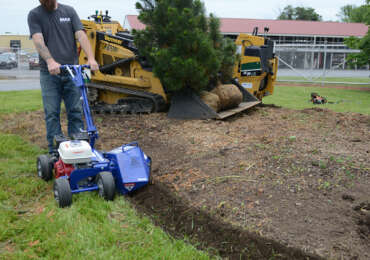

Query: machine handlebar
<box><xmin>60</xmin><ymin>65</ymin><xmax>90</xmax><ymax>70</ymax></box>
<box><xmin>60</xmin><ymin>65</ymin><xmax>91</xmax><ymax>87</ymax></box>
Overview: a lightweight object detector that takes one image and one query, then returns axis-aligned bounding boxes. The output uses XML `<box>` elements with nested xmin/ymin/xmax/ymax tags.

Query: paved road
<box><xmin>0</xmin><ymin>67</ymin><xmax>368</xmax><ymax>92</ymax></box>
<box><xmin>0</xmin><ymin>79</ymin><xmax>40</xmax><ymax>91</ymax></box>
<box><xmin>277</xmin><ymin>69</ymin><xmax>370</xmax><ymax>78</ymax></box>
<box><xmin>0</xmin><ymin>66</ymin><xmax>39</xmax><ymax>79</ymax></box>
<box><xmin>0</xmin><ymin>66</ymin><xmax>40</xmax><ymax>91</ymax></box>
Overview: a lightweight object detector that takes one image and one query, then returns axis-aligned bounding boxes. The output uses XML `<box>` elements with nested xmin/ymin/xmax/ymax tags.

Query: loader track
<box><xmin>86</xmin><ymin>82</ymin><xmax>167</xmax><ymax>114</ymax></box>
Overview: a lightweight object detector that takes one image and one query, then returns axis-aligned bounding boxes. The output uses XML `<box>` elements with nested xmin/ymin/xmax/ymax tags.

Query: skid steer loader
<box><xmin>79</xmin><ymin>11</ymin><xmax>278</xmax><ymax>119</ymax></box>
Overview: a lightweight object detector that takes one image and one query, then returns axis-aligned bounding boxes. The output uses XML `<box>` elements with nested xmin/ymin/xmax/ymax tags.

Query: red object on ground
<box><xmin>54</xmin><ymin>159</ymin><xmax>74</xmax><ymax>178</ymax></box>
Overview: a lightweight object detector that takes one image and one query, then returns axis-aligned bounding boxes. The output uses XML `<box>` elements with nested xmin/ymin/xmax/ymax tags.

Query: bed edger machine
<box><xmin>78</xmin><ymin>11</ymin><xmax>278</xmax><ymax>119</ymax></box>
<box><xmin>36</xmin><ymin>65</ymin><xmax>151</xmax><ymax>208</ymax></box>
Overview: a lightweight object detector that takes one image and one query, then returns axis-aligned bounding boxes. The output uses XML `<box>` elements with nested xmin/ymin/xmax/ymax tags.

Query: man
<box><xmin>27</xmin><ymin>0</ymin><xmax>99</xmax><ymax>153</ymax></box>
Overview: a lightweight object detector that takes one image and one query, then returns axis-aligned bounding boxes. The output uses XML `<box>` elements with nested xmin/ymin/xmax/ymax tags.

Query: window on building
<box><xmin>10</xmin><ymin>40</ymin><xmax>21</xmax><ymax>50</ymax></box>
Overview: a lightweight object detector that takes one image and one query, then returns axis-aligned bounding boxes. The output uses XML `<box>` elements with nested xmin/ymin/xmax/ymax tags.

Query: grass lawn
<box><xmin>264</xmin><ymin>85</ymin><xmax>370</xmax><ymax>115</ymax></box>
<box><xmin>0</xmin><ymin>90</ymin><xmax>212</xmax><ymax>259</ymax></box>
<box><xmin>0</xmin><ymin>90</ymin><xmax>43</xmax><ymax>114</ymax></box>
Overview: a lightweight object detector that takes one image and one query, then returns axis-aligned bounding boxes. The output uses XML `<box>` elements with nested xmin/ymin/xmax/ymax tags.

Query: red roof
<box><xmin>125</xmin><ymin>15</ymin><xmax>368</xmax><ymax>37</ymax></box>
<box><xmin>125</xmin><ymin>15</ymin><xmax>146</xmax><ymax>30</ymax></box>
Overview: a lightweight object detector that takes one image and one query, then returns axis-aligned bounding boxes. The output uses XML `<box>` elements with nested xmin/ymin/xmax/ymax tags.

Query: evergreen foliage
<box><xmin>133</xmin><ymin>0</ymin><xmax>237</xmax><ymax>93</ymax></box>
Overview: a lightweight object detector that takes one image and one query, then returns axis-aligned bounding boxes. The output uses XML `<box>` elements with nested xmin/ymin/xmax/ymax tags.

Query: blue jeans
<box><xmin>40</xmin><ymin>70</ymin><xmax>84</xmax><ymax>153</ymax></box>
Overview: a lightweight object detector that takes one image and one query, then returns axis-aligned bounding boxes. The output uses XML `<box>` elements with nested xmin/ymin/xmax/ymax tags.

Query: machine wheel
<box><xmin>97</xmin><ymin>172</ymin><xmax>115</xmax><ymax>201</ymax></box>
<box><xmin>37</xmin><ymin>155</ymin><xmax>53</xmax><ymax>181</ymax></box>
<box><xmin>53</xmin><ymin>178</ymin><xmax>72</xmax><ymax>208</ymax></box>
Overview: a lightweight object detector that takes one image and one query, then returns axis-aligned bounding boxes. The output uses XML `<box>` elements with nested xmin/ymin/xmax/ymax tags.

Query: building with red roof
<box><xmin>124</xmin><ymin>15</ymin><xmax>369</xmax><ymax>70</ymax></box>
<box><xmin>124</xmin><ymin>15</ymin><xmax>367</xmax><ymax>38</ymax></box>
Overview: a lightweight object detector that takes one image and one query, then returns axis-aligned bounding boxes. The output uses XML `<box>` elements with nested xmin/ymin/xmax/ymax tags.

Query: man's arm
<box><xmin>75</xmin><ymin>30</ymin><xmax>99</xmax><ymax>71</ymax></box>
<box><xmin>32</xmin><ymin>33</ymin><xmax>61</xmax><ymax>75</ymax></box>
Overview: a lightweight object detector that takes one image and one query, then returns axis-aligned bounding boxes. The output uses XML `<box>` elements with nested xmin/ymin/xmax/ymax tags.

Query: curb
<box><xmin>0</xmin><ymin>76</ymin><xmax>17</xmax><ymax>80</ymax></box>
<box><xmin>0</xmin><ymin>76</ymin><xmax>40</xmax><ymax>80</ymax></box>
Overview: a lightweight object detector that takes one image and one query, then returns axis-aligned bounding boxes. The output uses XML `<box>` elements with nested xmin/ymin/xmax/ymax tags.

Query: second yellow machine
<box><xmin>79</xmin><ymin>11</ymin><xmax>278</xmax><ymax>119</ymax></box>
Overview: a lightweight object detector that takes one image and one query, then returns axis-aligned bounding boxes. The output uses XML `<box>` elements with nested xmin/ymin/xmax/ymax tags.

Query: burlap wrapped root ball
<box><xmin>200</xmin><ymin>91</ymin><xmax>221</xmax><ymax>112</ymax></box>
<box><xmin>211</xmin><ymin>84</ymin><xmax>243</xmax><ymax>110</ymax></box>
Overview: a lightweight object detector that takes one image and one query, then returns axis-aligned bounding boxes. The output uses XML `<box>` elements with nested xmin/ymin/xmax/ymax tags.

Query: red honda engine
<box><xmin>54</xmin><ymin>159</ymin><xmax>75</xmax><ymax>179</ymax></box>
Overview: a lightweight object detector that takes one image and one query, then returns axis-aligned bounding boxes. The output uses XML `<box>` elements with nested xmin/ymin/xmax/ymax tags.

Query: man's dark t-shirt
<box><xmin>27</xmin><ymin>4</ymin><xmax>83</xmax><ymax>71</ymax></box>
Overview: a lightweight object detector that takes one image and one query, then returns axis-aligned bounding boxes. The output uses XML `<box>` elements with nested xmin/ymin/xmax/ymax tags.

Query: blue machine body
<box><xmin>60</xmin><ymin>65</ymin><xmax>151</xmax><ymax>195</ymax></box>
<box><xmin>67</xmin><ymin>149</ymin><xmax>109</xmax><ymax>194</ymax></box>
<box><xmin>106</xmin><ymin>143</ymin><xmax>151</xmax><ymax>194</ymax></box>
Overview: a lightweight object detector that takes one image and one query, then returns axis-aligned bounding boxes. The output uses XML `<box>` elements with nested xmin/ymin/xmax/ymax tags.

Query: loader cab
<box><xmin>233</xmin><ymin>33</ymin><xmax>278</xmax><ymax>100</ymax></box>
<box><xmin>79</xmin><ymin>12</ymin><xmax>132</xmax><ymax>65</ymax></box>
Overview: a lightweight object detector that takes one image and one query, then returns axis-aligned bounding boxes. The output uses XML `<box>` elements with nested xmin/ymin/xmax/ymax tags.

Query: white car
<box><xmin>1</xmin><ymin>52</ymin><xmax>16</xmax><ymax>61</ymax></box>
<box><xmin>0</xmin><ymin>53</ymin><xmax>17</xmax><ymax>69</ymax></box>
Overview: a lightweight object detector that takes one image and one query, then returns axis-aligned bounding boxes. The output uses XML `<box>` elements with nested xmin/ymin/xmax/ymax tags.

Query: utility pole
<box><xmin>322</xmin><ymin>40</ymin><xmax>327</xmax><ymax>86</ymax></box>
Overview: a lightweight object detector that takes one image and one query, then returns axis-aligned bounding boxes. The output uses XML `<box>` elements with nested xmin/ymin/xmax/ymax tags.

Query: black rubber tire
<box><xmin>53</xmin><ymin>178</ymin><xmax>72</xmax><ymax>208</ymax></box>
<box><xmin>97</xmin><ymin>172</ymin><xmax>115</xmax><ymax>201</ymax></box>
<box><xmin>37</xmin><ymin>155</ymin><xmax>53</xmax><ymax>181</ymax></box>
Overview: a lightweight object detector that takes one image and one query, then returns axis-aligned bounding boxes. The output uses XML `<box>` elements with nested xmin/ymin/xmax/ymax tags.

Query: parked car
<box><xmin>29</xmin><ymin>53</ymin><xmax>40</xmax><ymax>70</ymax></box>
<box><xmin>0</xmin><ymin>53</ymin><xmax>17</xmax><ymax>69</ymax></box>
<box><xmin>1</xmin><ymin>52</ymin><xmax>16</xmax><ymax>61</ymax></box>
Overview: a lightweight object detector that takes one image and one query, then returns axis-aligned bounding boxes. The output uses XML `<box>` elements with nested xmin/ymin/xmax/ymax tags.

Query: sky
<box><xmin>0</xmin><ymin>0</ymin><xmax>366</xmax><ymax>35</ymax></box>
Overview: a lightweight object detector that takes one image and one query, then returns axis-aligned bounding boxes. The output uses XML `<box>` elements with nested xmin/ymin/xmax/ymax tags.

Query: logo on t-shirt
<box><xmin>60</xmin><ymin>17</ymin><xmax>71</xmax><ymax>23</ymax></box>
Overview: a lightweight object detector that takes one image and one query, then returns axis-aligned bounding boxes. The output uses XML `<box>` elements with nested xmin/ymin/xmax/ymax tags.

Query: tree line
<box><xmin>278</xmin><ymin>1</ymin><xmax>369</xmax><ymax>68</ymax></box>
<box><xmin>337</xmin><ymin>0</ymin><xmax>369</xmax><ymax>68</ymax></box>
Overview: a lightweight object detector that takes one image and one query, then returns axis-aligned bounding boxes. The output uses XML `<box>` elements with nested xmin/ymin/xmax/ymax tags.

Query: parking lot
<box><xmin>0</xmin><ymin>63</ymin><xmax>39</xmax><ymax>91</ymax></box>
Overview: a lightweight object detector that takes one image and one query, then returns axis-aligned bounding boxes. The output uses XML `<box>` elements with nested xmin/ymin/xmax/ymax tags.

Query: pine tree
<box><xmin>133</xmin><ymin>0</ymin><xmax>237</xmax><ymax>93</ymax></box>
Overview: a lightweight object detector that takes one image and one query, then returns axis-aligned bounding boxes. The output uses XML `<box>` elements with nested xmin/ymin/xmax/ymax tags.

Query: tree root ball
<box><xmin>211</xmin><ymin>84</ymin><xmax>243</xmax><ymax>110</ymax></box>
<box><xmin>200</xmin><ymin>91</ymin><xmax>221</xmax><ymax>112</ymax></box>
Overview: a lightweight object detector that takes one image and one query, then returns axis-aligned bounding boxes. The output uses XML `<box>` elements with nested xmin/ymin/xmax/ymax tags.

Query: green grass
<box><xmin>264</xmin><ymin>85</ymin><xmax>370</xmax><ymax>114</ymax></box>
<box><xmin>0</xmin><ymin>90</ymin><xmax>43</xmax><ymax>114</ymax></box>
<box><xmin>277</xmin><ymin>76</ymin><xmax>370</xmax><ymax>85</ymax></box>
<box><xmin>0</xmin><ymin>91</ymin><xmax>212</xmax><ymax>259</ymax></box>
<box><xmin>0</xmin><ymin>134</ymin><xmax>211</xmax><ymax>259</ymax></box>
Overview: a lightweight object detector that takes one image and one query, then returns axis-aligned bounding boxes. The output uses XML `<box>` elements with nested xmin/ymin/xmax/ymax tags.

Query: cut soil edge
<box><xmin>129</xmin><ymin>182</ymin><xmax>323</xmax><ymax>260</ymax></box>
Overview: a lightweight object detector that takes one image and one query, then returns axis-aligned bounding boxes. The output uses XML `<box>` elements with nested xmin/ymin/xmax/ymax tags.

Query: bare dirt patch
<box><xmin>1</xmin><ymin>106</ymin><xmax>369</xmax><ymax>259</ymax></box>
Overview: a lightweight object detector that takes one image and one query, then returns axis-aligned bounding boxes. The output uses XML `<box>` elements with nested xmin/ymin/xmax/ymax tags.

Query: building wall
<box><xmin>224</xmin><ymin>33</ymin><xmax>367</xmax><ymax>70</ymax></box>
<box><xmin>0</xmin><ymin>35</ymin><xmax>35</xmax><ymax>52</ymax></box>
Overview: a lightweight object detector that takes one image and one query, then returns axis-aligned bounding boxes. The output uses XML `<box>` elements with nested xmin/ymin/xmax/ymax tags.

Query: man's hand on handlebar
<box><xmin>87</xmin><ymin>58</ymin><xmax>99</xmax><ymax>71</ymax></box>
<box><xmin>47</xmin><ymin>59</ymin><xmax>61</xmax><ymax>75</ymax></box>
<box><xmin>57</xmin><ymin>61</ymin><xmax>99</xmax><ymax>76</ymax></box>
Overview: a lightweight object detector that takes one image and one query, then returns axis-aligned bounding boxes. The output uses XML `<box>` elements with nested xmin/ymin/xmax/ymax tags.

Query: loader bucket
<box><xmin>167</xmin><ymin>82</ymin><xmax>261</xmax><ymax>120</ymax></box>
